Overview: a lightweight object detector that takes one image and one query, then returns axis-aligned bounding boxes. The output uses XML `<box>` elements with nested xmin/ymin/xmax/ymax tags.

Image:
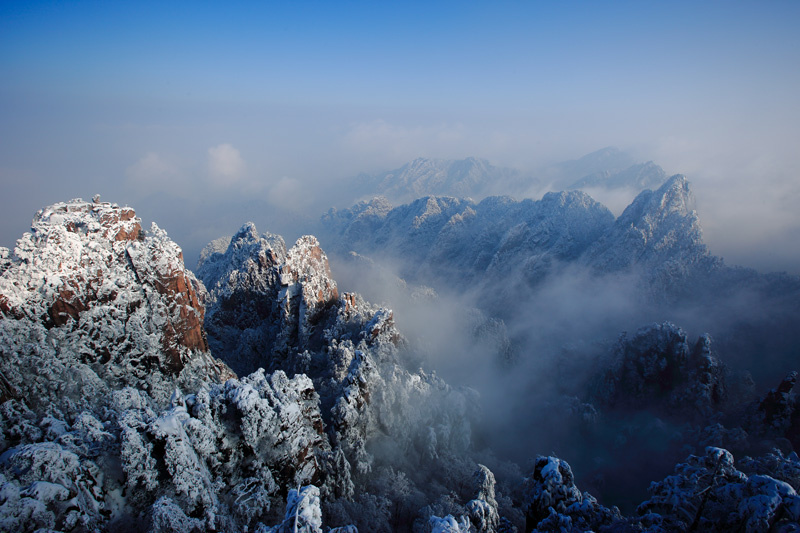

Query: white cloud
<box><xmin>341</xmin><ymin>119</ymin><xmax>470</xmax><ymax>168</ymax></box>
<box><xmin>125</xmin><ymin>152</ymin><xmax>178</xmax><ymax>183</ymax></box>
<box><xmin>642</xmin><ymin>132</ymin><xmax>800</xmax><ymax>273</ymax></box>
<box><xmin>208</xmin><ymin>143</ymin><xmax>246</xmax><ymax>184</ymax></box>
<box><xmin>267</xmin><ymin>176</ymin><xmax>312</xmax><ymax>211</ymax></box>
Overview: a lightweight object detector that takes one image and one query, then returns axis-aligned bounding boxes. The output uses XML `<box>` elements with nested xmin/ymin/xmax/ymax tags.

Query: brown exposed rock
<box><xmin>100</xmin><ymin>206</ymin><xmax>143</xmax><ymax>241</ymax></box>
<box><xmin>368</xmin><ymin>309</ymin><xmax>402</xmax><ymax>345</ymax></box>
<box><xmin>113</xmin><ymin>224</ymin><xmax>143</xmax><ymax>242</ymax></box>
<box><xmin>154</xmin><ymin>269</ymin><xmax>208</xmax><ymax>351</ymax></box>
<box><xmin>34</xmin><ymin>199</ymin><xmax>211</xmax><ymax>375</ymax></box>
<box><xmin>47</xmin><ymin>287</ymin><xmax>87</xmax><ymax>327</ymax></box>
<box><xmin>0</xmin><ymin>294</ymin><xmax>24</xmax><ymax>321</ymax></box>
<box><xmin>278</xmin><ymin>236</ymin><xmax>340</xmax><ymax>349</ymax></box>
<box><xmin>343</xmin><ymin>293</ymin><xmax>358</xmax><ymax>313</ymax></box>
<box><xmin>129</xmin><ymin>253</ymin><xmax>210</xmax><ymax>372</ymax></box>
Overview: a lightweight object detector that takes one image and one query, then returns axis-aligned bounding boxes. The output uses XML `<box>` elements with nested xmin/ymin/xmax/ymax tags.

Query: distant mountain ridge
<box><xmin>319</xmin><ymin>175</ymin><xmax>800</xmax><ymax>388</ymax></box>
<box><xmin>550</xmin><ymin>146</ymin><xmax>638</xmax><ymax>181</ymax></box>
<box><xmin>346</xmin><ymin>148</ymin><xmax>669</xmax><ymax>209</ymax></box>
<box><xmin>568</xmin><ymin>160</ymin><xmax>667</xmax><ymax>191</ymax></box>
<box><xmin>321</xmin><ymin>175</ymin><xmax>707</xmax><ymax>295</ymax></box>
<box><xmin>355</xmin><ymin>156</ymin><xmax>522</xmax><ymax>204</ymax></box>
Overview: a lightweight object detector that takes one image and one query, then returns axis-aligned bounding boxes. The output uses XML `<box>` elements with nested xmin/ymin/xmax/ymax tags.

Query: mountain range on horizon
<box><xmin>342</xmin><ymin>147</ymin><xmax>670</xmax><ymax>208</ymax></box>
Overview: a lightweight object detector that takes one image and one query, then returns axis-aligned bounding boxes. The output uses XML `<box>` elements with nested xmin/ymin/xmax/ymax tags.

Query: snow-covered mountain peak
<box><xmin>196</xmin><ymin>222</ymin><xmax>287</xmax><ymax>300</ymax></box>
<box><xmin>0</xmin><ymin>198</ymin><xmax>233</xmax><ymax>411</ymax></box>
<box><xmin>279</xmin><ymin>235</ymin><xmax>340</xmax><ymax>348</ymax></box>
<box><xmin>581</xmin><ymin>174</ymin><xmax>709</xmax><ymax>278</ymax></box>
<box><xmin>540</xmin><ymin>189</ymin><xmax>600</xmax><ymax>210</ymax></box>
<box><xmin>232</xmin><ymin>220</ymin><xmax>260</xmax><ymax>242</ymax></box>
<box><xmin>647</xmin><ymin>174</ymin><xmax>694</xmax><ymax>216</ymax></box>
<box><xmin>31</xmin><ymin>197</ymin><xmax>144</xmax><ymax>244</ymax></box>
<box><xmin>281</xmin><ymin>235</ymin><xmax>337</xmax><ymax>293</ymax></box>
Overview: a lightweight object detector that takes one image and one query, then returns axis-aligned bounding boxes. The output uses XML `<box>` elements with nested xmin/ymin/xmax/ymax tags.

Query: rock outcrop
<box><xmin>197</xmin><ymin>225</ymin><xmax>349</xmax><ymax>376</ymax></box>
<box><xmin>197</xmin><ymin>222</ymin><xmax>477</xmax><ymax>484</ymax></box>
<box><xmin>592</xmin><ymin>322</ymin><xmax>726</xmax><ymax>419</ymax></box>
<box><xmin>581</xmin><ymin>175</ymin><xmax>716</xmax><ymax>284</ymax></box>
<box><xmin>0</xmin><ymin>198</ymin><xmax>232</xmax><ymax>411</ymax></box>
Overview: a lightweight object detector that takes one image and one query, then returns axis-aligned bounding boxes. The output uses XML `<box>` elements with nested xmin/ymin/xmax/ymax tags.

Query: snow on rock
<box><xmin>277</xmin><ymin>235</ymin><xmax>340</xmax><ymax>353</ymax></box>
<box><xmin>639</xmin><ymin>446</ymin><xmax>800</xmax><ymax>531</ymax></box>
<box><xmin>109</xmin><ymin>369</ymin><xmax>333</xmax><ymax>531</ymax></box>
<box><xmin>320</xmin><ymin>192</ymin><xmax>614</xmax><ymax>294</ymax></box>
<box><xmin>4</xmin><ymin>195</ymin><xmax>800</xmax><ymax>532</ymax></box>
<box><xmin>428</xmin><ymin>514</ymin><xmax>472</xmax><ymax>533</ymax></box>
<box><xmin>195</xmin><ymin>224</ymin><xmax>493</xmax><ymax>529</ymax></box>
<box><xmin>260</xmin><ymin>485</ymin><xmax>324</xmax><ymax>533</ymax></box>
<box><xmin>0</xmin><ymin>199</ymin><xmax>350</xmax><ymax>531</ymax></box>
<box><xmin>0</xmin><ymin>198</ymin><xmax>233</xmax><ymax>412</ymax></box>
<box><xmin>321</xmin><ymin>197</ymin><xmax>393</xmax><ymax>251</ymax></box>
<box><xmin>521</xmin><ymin>455</ymin><xmax>623</xmax><ymax>532</ymax></box>
<box><xmin>150</xmin><ymin>495</ymin><xmax>205</xmax><ymax>533</ymax></box>
<box><xmin>740</xmin><ymin>450</ymin><xmax>800</xmax><ymax>491</ymax></box>
<box><xmin>581</xmin><ymin>174</ymin><xmax>717</xmax><ymax>290</ymax></box>
<box><xmin>196</xmin><ymin>223</ymin><xmax>479</xmax><ymax>485</ymax></box>
<box><xmin>197</xmin><ymin>225</ymin><xmax>345</xmax><ymax>376</ymax></box>
<box><xmin>465</xmin><ymin>465</ymin><xmax>500</xmax><ymax>533</ymax></box>
<box><xmin>318</xmin><ymin>175</ymin><xmax>774</xmax><ymax>322</ymax></box>
<box><xmin>523</xmin><ymin>456</ymin><xmax>583</xmax><ymax>525</ymax></box>
<box><xmin>0</xmin><ymin>199</ymin><xmax>485</xmax><ymax>531</ymax></box>
<box><xmin>592</xmin><ymin>322</ymin><xmax>726</xmax><ymax>418</ymax></box>
<box><xmin>196</xmin><ymin>223</ymin><xmax>288</xmax><ymax>376</ymax></box>
<box><xmin>0</xmin><ymin>442</ymin><xmax>107</xmax><ymax>532</ymax></box>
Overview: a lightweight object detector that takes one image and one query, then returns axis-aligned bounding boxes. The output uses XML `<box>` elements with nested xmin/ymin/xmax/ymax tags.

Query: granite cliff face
<box><xmin>195</xmin><ymin>221</ymin><xmax>476</xmax><ymax>483</ymax></box>
<box><xmin>0</xmin><ymin>198</ymin><xmax>231</xmax><ymax>410</ymax></box>
<box><xmin>197</xmin><ymin>224</ymin><xmax>375</xmax><ymax>377</ymax></box>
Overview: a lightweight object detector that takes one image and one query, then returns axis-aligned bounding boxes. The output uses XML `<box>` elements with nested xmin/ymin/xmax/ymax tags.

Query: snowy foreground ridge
<box><xmin>2</xmin><ymin>197</ymin><xmax>800</xmax><ymax>531</ymax></box>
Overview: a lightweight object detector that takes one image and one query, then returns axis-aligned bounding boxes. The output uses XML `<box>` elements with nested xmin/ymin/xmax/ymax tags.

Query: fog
<box><xmin>324</xmin><ymin>236</ymin><xmax>800</xmax><ymax>511</ymax></box>
<box><xmin>2</xmin><ymin>2</ymin><xmax>800</xmax><ymax>276</ymax></box>
<box><xmin>3</xmin><ymin>101</ymin><xmax>799</xmax><ymax>276</ymax></box>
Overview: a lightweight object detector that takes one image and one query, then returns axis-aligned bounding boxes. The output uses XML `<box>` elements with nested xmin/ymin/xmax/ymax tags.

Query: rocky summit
<box><xmin>0</xmin><ymin>198</ymin><xmax>231</xmax><ymax>409</ymax></box>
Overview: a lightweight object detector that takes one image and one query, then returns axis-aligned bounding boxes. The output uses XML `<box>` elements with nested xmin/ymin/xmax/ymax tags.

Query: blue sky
<box><xmin>6</xmin><ymin>2</ymin><xmax>797</xmax><ymax>109</ymax></box>
<box><xmin>2</xmin><ymin>1</ymin><xmax>800</xmax><ymax>270</ymax></box>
